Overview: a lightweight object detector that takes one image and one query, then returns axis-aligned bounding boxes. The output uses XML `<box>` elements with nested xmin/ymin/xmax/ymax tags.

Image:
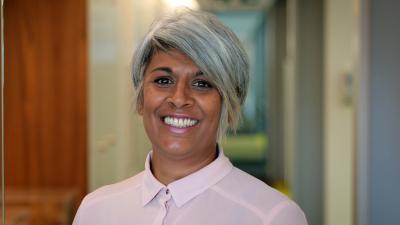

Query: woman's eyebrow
<box><xmin>151</xmin><ymin>67</ymin><xmax>203</xmax><ymax>76</ymax></box>
<box><xmin>150</xmin><ymin>67</ymin><xmax>173</xmax><ymax>74</ymax></box>
<box><xmin>195</xmin><ymin>71</ymin><xmax>204</xmax><ymax>76</ymax></box>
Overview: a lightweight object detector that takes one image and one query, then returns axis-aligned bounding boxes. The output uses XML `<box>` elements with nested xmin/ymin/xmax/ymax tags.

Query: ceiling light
<box><xmin>163</xmin><ymin>0</ymin><xmax>199</xmax><ymax>10</ymax></box>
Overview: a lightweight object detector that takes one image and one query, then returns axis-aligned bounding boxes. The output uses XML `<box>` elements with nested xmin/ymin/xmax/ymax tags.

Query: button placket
<box><xmin>164</xmin><ymin>188</ymin><xmax>171</xmax><ymax>212</ymax></box>
<box><xmin>153</xmin><ymin>188</ymin><xmax>172</xmax><ymax>225</ymax></box>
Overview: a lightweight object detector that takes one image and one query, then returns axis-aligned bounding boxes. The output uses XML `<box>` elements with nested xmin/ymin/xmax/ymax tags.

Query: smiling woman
<box><xmin>140</xmin><ymin>50</ymin><xmax>221</xmax><ymax>185</ymax></box>
<box><xmin>73</xmin><ymin>8</ymin><xmax>308</xmax><ymax>225</ymax></box>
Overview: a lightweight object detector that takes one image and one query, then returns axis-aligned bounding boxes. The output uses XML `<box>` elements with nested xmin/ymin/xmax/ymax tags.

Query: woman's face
<box><xmin>139</xmin><ymin>49</ymin><xmax>221</xmax><ymax>161</ymax></box>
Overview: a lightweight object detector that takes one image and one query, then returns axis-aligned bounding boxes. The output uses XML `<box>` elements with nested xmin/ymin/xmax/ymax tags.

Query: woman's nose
<box><xmin>168</xmin><ymin>82</ymin><xmax>194</xmax><ymax>108</ymax></box>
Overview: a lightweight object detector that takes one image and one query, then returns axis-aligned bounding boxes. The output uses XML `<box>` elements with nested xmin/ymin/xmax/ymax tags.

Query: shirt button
<box><xmin>166</xmin><ymin>189</ymin><xmax>169</xmax><ymax>195</ymax></box>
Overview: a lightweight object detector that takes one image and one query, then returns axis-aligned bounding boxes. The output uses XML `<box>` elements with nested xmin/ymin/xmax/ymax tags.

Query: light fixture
<box><xmin>162</xmin><ymin>0</ymin><xmax>199</xmax><ymax>10</ymax></box>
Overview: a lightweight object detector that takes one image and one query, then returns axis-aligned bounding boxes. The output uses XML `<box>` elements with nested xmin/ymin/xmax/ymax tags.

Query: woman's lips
<box><xmin>161</xmin><ymin>116</ymin><xmax>199</xmax><ymax>129</ymax></box>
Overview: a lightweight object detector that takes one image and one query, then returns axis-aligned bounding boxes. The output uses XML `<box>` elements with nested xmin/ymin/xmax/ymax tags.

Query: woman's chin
<box><xmin>157</xmin><ymin>139</ymin><xmax>193</xmax><ymax>156</ymax></box>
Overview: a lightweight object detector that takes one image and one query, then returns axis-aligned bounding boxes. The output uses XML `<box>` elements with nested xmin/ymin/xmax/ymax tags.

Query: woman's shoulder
<box><xmin>216</xmin><ymin>167</ymin><xmax>289</xmax><ymax>203</ymax></box>
<box><xmin>211</xmin><ymin>167</ymin><xmax>307</xmax><ymax>224</ymax></box>
<box><xmin>80</xmin><ymin>171</ymin><xmax>145</xmax><ymax>208</ymax></box>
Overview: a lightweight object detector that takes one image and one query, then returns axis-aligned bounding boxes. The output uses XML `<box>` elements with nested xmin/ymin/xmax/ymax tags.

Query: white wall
<box><xmin>283</xmin><ymin>1</ymin><xmax>357</xmax><ymax>224</ymax></box>
<box><xmin>357</xmin><ymin>0</ymin><xmax>400</xmax><ymax>224</ymax></box>
<box><xmin>88</xmin><ymin>0</ymin><xmax>164</xmax><ymax>190</ymax></box>
<box><xmin>284</xmin><ymin>1</ymin><xmax>325</xmax><ymax>225</ymax></box>
<box><xmin>323</xmin><ymin>0</ymin><xmax>356</xmax><ymax>224</ymax></box>
<box><xmin>282</xmin><ymin>0</ymin><xmax>297</xmax><ymax>191</ymax></box>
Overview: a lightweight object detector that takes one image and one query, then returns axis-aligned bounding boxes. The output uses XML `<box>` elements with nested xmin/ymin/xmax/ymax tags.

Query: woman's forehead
<box><xmin>146</xmin><ymin>49</ymin><xmax>207</xmax><ymax>78</ymax></box>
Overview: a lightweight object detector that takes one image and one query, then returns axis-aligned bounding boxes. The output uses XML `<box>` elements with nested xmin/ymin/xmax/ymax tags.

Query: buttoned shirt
<box><xmin>73</xmin><ymin>150</ymin><xmax>308</xmax><ymax>225</ymax></box>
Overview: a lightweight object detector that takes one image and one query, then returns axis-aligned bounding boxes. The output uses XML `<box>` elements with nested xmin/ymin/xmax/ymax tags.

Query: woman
<box><xmin>73</xmin><ymin>9</ymin><xmax>308</xmax><ymax>225</ymax></box>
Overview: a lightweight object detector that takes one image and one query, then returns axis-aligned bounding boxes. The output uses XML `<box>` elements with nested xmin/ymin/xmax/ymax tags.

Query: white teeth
<box><xmin>163</xmin><ymin>116</ymin><xmax>198</xmax><ymax>128</ymax></box>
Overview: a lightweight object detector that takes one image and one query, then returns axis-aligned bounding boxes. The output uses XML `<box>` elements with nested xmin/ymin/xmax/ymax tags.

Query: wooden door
<box><xmin>4</xmin><ymin>0</ymin><xmax>87</xmax><ymax>211</ymax></box>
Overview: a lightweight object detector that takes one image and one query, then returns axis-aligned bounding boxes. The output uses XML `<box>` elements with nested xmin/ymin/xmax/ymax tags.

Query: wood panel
<box><xmin>6</xmin><ymin>188</ymin><xmax>76</xmax><ymax>225</ymax></box>
<box><xmin>4</xmin><ymin>0</ymin><xmax>87</xmax><ymax>208</ymax></box>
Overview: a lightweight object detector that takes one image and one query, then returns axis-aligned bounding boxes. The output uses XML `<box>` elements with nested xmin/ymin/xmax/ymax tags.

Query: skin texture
<box><xmin>139</xmin><ymin>49</ymin><xmax>221</xmax><ymax>185</ymax></box>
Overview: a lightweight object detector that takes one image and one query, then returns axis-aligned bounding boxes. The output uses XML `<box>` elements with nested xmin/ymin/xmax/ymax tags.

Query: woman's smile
<box><xmin>139</xmin><ymin>49</ymin><xmax>221</xmax><ymax>161</ymax></box>
<box><xmin>162</xmin><ymin>116</ymin><xmax>199</xmax><ymax>129</ymax></box>
<box><xmin>159</xmin><ymin>115</ymin><xmax>200</xmax><ymax>135</ymax></box>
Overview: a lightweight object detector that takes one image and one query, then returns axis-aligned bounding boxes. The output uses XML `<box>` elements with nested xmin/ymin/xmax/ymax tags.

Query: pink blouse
<box><xmin>73</xmin><ymin>149</ymin><xmax>308</xmax><ymax>225</ymax></box>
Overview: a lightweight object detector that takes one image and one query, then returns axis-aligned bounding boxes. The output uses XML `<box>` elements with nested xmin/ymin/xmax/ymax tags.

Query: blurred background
<box><xmin>1</xmin><ymin>0</ymin><xmax>400</xmax><ymax>225</ymax></box>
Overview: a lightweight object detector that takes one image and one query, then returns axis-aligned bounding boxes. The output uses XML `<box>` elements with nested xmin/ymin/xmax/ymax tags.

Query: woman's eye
<box><xmin>153</xmin><ymin>77</ymin><xmax>173</xmax><ymax>86</ymax></box>
<box><xmin>193</xmin><ymin>80</ymin><xmax>213</xmax><ymax>89</ymax></box>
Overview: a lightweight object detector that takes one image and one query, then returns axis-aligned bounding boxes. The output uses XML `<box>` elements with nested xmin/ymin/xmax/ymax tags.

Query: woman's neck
<box><xmin>150</xmin><ymin>147</ymin><xmax>218</xmax><ymax>185</ymax></box>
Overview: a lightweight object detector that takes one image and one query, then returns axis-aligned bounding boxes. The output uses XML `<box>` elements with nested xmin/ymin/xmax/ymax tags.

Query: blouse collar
<box><xmin>142</xmin><ymin>147</ymin><xmax>233</xmax><ymax>208</ymax></box>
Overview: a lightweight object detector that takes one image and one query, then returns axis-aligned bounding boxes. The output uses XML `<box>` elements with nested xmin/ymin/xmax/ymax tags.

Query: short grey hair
<box><xmin>132</xmin><ymin>8</ymin><xmax>249</xmax><ymax>141</ymax></box>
